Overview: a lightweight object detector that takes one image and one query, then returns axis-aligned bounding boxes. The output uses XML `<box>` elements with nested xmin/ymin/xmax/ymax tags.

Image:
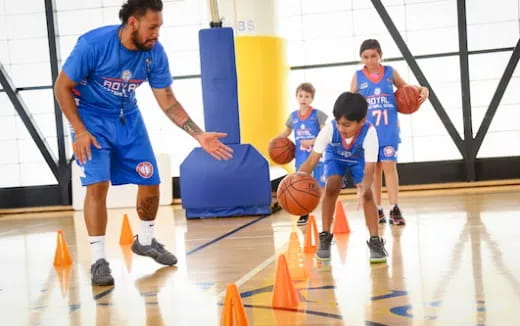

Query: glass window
<box><xmin>467</xmin><ymin>0</ymin><xmax>519</xmax><ymax>25</ymax></box>
<box><xmin>0</xmin><ymin>164</ymin><xmax>21</xmax><ymax>187</ymax></box>
<box><xmin>4</xmin><ymin>0</ymin><xmax>44</xmax><ymax>14</ymax></box>
<box><xmin>478</xmin><ymin>130</ymin><xmax>520</xmax><ymax>158</ymax></box>
<box><xmin>20</xmin><ymin>162</ymin><xmax>57</xmax><ymax>186</ymax></box>
<box><xmin>468</xmin><ymin>21</ymin><xmax>519</xmax><ymax>52</ymax></box>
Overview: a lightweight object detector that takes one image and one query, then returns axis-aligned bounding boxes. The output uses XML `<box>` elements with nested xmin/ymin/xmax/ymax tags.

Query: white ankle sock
<box><xmin>89</xmin><ymin>235</ymin><xmax>105</xmax><ymax>264</ymax></box>
<box><xmin>138</xmin><ymin>220</ymin><xmax>155</xmax><ymax>246</ymax></box>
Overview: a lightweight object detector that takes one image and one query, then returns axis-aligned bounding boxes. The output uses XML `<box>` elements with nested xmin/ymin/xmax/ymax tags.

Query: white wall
<box><xmin>0</xmin><ymin>0</ymin><xmax>519</xmax><ymax>187</ymax></box>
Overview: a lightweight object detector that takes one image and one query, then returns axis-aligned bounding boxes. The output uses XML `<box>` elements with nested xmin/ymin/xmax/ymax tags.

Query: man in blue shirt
<box><xmin>54</xmin><ymin>0</ymin><xmax>233</xmax><ymax>286</ymax></box>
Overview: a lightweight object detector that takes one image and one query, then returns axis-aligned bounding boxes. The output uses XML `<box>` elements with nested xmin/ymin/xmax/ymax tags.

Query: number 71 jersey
<box><xmin>356</xmin><ymin>65</ymin><xmax>400</xmax><ymax>147</ymax></box>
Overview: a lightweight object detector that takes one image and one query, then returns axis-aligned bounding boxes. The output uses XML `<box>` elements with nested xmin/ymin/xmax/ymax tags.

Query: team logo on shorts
<box><xmin>136</xmin><ymin>161</ymin><xmax>154</xmax><ymax>179</ymax></box>
<box><xmin>383</xmin><ymin>146</ymin><xmax>396</xmax><ymax>158</ymax></box>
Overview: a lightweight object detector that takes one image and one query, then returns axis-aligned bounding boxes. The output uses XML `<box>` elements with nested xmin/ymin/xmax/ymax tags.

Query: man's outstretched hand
<box><xmin>196</xmin><ymin>132</ymin><xmax>233</xmax><ymax>160</ymax></box>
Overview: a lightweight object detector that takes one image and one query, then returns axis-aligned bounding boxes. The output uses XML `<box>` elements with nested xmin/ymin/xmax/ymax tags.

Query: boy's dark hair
<box><xmin>296</xmin><ymin>82</ymin><xmax>315</xmax><ymax>98</ymax></box>
<box><xmin>359</xmin><ymin>39</ymin><xmax>382</xmax><ymax>57</ymax></box>
<box><xmin>119</xmin><ymin>0</ymin><xmax>163</xmax><ymax>24</ymax></box>
<box><xmin>333</xmin><ymin>92</ymin><xmax>367</xmax><ymax>122</ymax></box>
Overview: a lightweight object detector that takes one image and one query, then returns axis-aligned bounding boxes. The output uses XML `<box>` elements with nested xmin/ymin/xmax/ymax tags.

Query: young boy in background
<box><xmin>277</xmin><ymin>82</ymin><xmax>328</xmax><ymax>226</ymax></box>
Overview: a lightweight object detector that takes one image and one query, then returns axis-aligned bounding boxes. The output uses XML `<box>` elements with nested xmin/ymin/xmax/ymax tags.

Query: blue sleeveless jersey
<box><xmin>62</xmin><ymin>25</ymin><xmax>172</xmax><ymax>116</ymax></box>
<box><xmin>356</xmin><ymin>65</ymin><xmax>400</xmax><ymax>146</ymax></box>
<box><xmin>291</xmin><ymin>109</ymin><xmax>322</xmax><ymax>167</ymax></box>
<box><xmin>325</xmin><ymin>120</ymin><xmax>372</xmax><ymax>165</ymax></box>
<box><xmin>290</xmin><ymin>108</ymin><xmax>325</xmax><ymax>186</ymax></box>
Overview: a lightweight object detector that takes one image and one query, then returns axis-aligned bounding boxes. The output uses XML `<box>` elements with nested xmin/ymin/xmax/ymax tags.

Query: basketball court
<box><xmin>1</xmin><ymin>183</ymin><xmax>519</xmax><ymax>325</ymax></box>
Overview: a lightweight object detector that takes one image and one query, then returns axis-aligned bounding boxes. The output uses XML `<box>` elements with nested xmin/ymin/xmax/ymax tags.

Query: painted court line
<box><xmin>186</xmin><ymin>215</ymin><xmax>269</xmax><ymax>256</ymax></box>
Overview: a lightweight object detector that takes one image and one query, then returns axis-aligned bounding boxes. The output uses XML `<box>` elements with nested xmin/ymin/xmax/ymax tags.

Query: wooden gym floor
<box><xmin>1</xmin><ymin>182</ymin><xmax>520</xmax><ymax>325</ymax></box>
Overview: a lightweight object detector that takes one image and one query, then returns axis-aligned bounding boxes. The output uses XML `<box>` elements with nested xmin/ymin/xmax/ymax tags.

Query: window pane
<box><xmin>54</xmin><ymin>0</ymin><xmax>102</xmax><ymax>11</ymax></box>
<box><xmin>10</xmin><ymin>62</ymin><xmax>51</xmax><ymax>87</ymax></box>
<box><xmin>57</xmin><ymin>9</ymin><xmax>104</xmax><ymax>37</ymax></box>
<box><xmin>7</xmin><ymin>38</ymin><xmax>49</xmax><ymax>64</ymax></box>
<box><xmin>20</xmin><ymin>162</ymin><xmax>57</xmax><ymax>186</ymax></box>
<box><xmin>6</xmin><ymin>13</ymin><xmax>46</xmax><ymax>39</ymax></box>
<box><xmin>405</xmin><ymin>1</ymin><xmax>457</xmax><ymax>31</ymax></box>
<box><xmin>467</xmin><ymin>0</ymin><xmax>519</xmax><ymax>24</ymax></box>
<box><xmin>468</xmin><ymin>21</ymin><xmax>519</xmax><ymax>52</ymax></box>
<box><xmin>4</xmin><ymin>0</ymin><xmax>44</xmax><ymax>14</ymax></box>
<box><xmin>412</xmin><ymin>135</ymin><xmax>462</xmax><ymax>161</ymax></box>
<box><xmin>0</xmin><ymin>140</ymin><xmax>18</xmax><ymax>163</ymax></box>
<box><xmin>0</xmin><ymin>163</ymin><xmax>21</xmax><ymax>187</ymax></box>
<box><xmin>19</xmin><ymin>89</ymin><xmax>55</xmax><ymax>114</ymax></box>
<box><xmin>301</xmin><ymin>0</ymin><xmax>351</xmax><ymax>14</ymax></box>
<box><xmin>0</xmin><ymin>115</ymin><xmax>17</xmax><ymax>140</ymax></box>
<box><xmin>478</xmin><ymin>131</ymin><xmax>520</xmax><ymax>158</ymax></box>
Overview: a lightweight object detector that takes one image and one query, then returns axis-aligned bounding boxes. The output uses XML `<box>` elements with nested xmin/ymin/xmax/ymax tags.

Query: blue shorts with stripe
<box><xmin>73</xmin><ymin>108</ymin><xmax>160</xmax><ymax>186</ymax></box>
<box><xmin>324</xmin><ymin>158</ymin><xmax>364</xmax><ymax>185</ymax></box>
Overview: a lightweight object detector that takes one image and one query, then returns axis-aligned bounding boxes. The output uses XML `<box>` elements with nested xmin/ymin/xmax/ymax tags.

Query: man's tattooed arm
<box><xmin>159</xmin><ymin>87</ymin><xmax>203</xmax><ymax>137</ymax></box>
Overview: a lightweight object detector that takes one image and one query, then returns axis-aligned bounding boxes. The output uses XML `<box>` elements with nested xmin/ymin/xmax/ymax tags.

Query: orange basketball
<box><xmin>395</xmin><ymin>85</ymin><xmax>420</xmax><ymax>114</ymax></box>
<box><xmin>268</xmin><ymin>137</ymin><xmax>295</xmax><ymax>164</ymax></box>
<box><xmin>276</xmin><ymin>172</ymin><xmax>321</xmax><ymax>216</ymax></box>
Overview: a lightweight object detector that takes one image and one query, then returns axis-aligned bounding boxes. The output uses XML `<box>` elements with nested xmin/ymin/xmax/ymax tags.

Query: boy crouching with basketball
<box><xmin>298</xmin><ymin>92</ymin><xmax>388</xmax><ymax>263</ymax></box>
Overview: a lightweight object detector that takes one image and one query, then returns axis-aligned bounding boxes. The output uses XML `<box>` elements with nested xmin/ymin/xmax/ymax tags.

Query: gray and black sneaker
<box><xmin>389</xmin><ymin>206</ymin><xmax>405</xmax><ymax>225</ymax></box>
<box><xmin>91</xmin><ymin>258</ymin><xmax>114</xmax><ymax>286</ymax></box>
<box><xmin>131</xmin><ymin>236</ymin><xmax>178</xmax><ymax>266</ymax></box>
<box><xmin>297</xmin><ymin>215</ymin><xmax>309</xmax><ymax>226</ymax></box>
<box><xmin>367</xmin><ymin>236</ymin><xmax>388</xmax><ymax>264</ymax></box>
<box><xmin>378</xmin><ymin>208</ymin><xmax>386</xmax><ymax>224</ymax></box>
<box><xmin>316</xmin><ymin>231</ymin><xmax>333</xmax><ymax>261</ymax></box>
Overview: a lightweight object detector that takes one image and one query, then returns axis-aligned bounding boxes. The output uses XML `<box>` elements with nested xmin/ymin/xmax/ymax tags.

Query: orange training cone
<box><xmin>286</xmin><ymin>232</ymin><xmax>306</xmax><ymax>280</ymax></box>
<box><xmin>53</xmin><ymin>229</ymin><xmax>72</xmax><ymax>267</ymax></box>
<box><xmin>303</xmin><ymin>215</ymin><xmax>319</xmax><ymax>254</ymax></box>
<box><xmin>221</xmin><ymin>283</ymin><xmax>249</xmax><ymax>326</ymax></box>
<box><xmin>119</xmin><ymin>214</ymin><xmax>134</xmax><ymax>245</ymax></box>
<box><xmin>121</xmin><ymin>244</ymin><xmax>133</xmax><ymax>272</ymax></box>
<box><xmin>333</xmin><ymin>200</ymin><xmax>351</xmax><ymax>234</ymax></box>
<box><xmin>272</xmin><ymin>255</ymin><xmax>299</xmax><ymax>309</ymax></box>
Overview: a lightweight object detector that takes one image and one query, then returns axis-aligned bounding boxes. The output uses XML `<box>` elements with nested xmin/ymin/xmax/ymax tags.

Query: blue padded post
<box><xmin>180</xmin><ymin>27</ymin><xmax>271</xmax><ymax>218</ymax></box>
<box><xmin>199</xmin><ymin>27</ymin><xmax>240</xmax><ymax>144</ymax></box>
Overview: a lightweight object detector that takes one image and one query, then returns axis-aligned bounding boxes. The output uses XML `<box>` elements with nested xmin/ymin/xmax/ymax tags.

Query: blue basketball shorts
<box><xmin>324</xmin><ymin>158</ymin><xmax>364</xmax><ymax>185</ymax></box>
<box><xmin>378</xmin><ymin>144</ymin><xmax>399</xmax><ymax>162</ymax></box>
<box><xmin>72</xmin><ymin>109</ymin><xmax>160</xmax><ymax>186</ymax></box>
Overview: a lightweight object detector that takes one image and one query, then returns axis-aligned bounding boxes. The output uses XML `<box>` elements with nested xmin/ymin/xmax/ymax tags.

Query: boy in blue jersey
<box><xmin>351</xmin><ymin>39</ymin><xmax>429</xmax><ymax>226</ymax></box>
<box><xmin>54</xmin><ymin>0</ymin><xmax>233</xmax><ymax>286</ymax></box>
<box><xmin>276</xmin><ymin>83</ymin><xmax>328</xmax><ymax>226</ymax></box>
<box><xmin>299</xmin><ymin>92</ymin><xmax>388</xmax><ymax>263</ymax></box>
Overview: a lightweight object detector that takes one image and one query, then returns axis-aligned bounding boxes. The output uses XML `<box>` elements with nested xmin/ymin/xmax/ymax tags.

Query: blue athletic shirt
<box><xmin>324</xmin><ymin>120</ymin><xmax>374</xmax><ymax>165</ymax></box>
<box><xmin>356</xmin><ymin>65</ymin><xmax>400</xmax><ymax>146</ymax></box>
<box><xmin>62</xmin><ymin>25</ymin><xmax>172</xmax><ymax>116</ymax></box>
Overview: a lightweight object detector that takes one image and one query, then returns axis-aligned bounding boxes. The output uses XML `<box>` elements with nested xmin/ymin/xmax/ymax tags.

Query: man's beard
<box><xmin>131</xmin><ymin>30</ymin><xmax>154</xmax><ymax>51</ymax></box>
